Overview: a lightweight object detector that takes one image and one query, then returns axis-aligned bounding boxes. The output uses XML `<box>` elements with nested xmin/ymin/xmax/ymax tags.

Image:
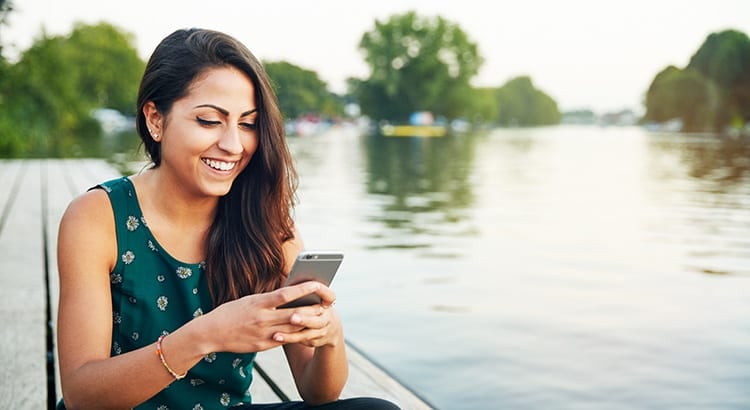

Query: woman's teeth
<box><xmin>202</xmin><ymin>158</ymin><xmax>236</xmax><ymax>171</ymax></box>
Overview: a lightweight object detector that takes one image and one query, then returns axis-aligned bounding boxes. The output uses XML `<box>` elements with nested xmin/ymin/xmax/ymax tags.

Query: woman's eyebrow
<box><xmin>194</xmin><ymin>104</ymin><xmax>228</xmax><ymax>115</ymax></box>
<box><xmin>194</xmin><ymin>104</ymin><xmax>257</xmax><ymax>118</ymax></box>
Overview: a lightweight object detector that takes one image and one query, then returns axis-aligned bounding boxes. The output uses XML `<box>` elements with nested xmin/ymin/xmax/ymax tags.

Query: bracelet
<box><xmin>155</xmin><ymin>334</ymin><xmax>187</xmax><ymax>380</ymax></box>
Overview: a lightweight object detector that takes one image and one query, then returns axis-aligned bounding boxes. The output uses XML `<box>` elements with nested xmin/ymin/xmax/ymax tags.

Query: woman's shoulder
<box><xmin>58</xmin><ymin>183</ymin><xmax>119</xmax><ymax>272</ymax></box>
<box><xmin>61</xmin><ymin>184</ymin><xmax>115</xmax><ymax>230</ymax></box>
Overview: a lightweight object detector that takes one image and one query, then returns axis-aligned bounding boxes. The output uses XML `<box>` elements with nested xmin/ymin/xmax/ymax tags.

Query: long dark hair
<box><xmin>136</xmin><ymin>28</ymin><xmax>298</xmax><ymax>306</ymax></box>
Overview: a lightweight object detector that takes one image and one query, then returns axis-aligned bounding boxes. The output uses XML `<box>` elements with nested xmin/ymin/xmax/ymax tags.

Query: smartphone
<box><xmin>278</xmin><ymin>250</ymin><xmax>344</xmax><ymax>308</ymax></box>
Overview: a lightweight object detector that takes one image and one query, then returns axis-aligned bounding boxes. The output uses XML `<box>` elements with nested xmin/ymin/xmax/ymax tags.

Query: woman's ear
<box><xmin>143</xmin><ymin>101</ymin><xmax>163</xmax><ymax>141</ymax></box>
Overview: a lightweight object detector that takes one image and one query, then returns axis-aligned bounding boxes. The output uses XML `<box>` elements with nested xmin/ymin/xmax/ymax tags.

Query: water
<box><xmin>286</xmin><ymin>125</ymin><xmax>750</xmax><ymax>410</ymax></box>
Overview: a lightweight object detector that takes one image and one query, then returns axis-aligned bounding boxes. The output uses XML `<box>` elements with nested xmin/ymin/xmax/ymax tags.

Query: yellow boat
<box><xmin>380</xmin><ymin>124</ymin><xmax>447</xmax><ymax>137</ymax></box>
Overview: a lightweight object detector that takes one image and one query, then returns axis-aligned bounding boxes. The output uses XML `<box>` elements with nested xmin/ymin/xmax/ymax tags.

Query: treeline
<box><xmin>0</xmin><ymin>21</ymin><xmax>144</xmax><ymax>156</ymax></box>
<box><xmin>352</xmin><ymin>11</ymin><xmax>560</xmax><ymax>126</ymax></box>
<box><xmin>0</xmin><ymin>20</ymin><xmax>346</xmax><ymax>157</ymax></box>
<box><xmin>0</xmin><ymin>8</ymin><xmax>565</xmax><ymax>157</ymax></box>
<box><xmin>644</xmin><ymin>29</ymin><xmax>750</xmax><ymax>133</ymax></box>
<box><xmin>4</xmin><ymin>6</ymin><xmax>748</xmax><ymax>158</ymax></box>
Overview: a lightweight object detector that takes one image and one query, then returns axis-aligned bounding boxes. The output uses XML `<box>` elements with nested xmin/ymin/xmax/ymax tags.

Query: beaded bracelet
<box><xmin>155</xmin><ymin>334</ymin><xmax>187</xmax><ymax>380</ymax></box>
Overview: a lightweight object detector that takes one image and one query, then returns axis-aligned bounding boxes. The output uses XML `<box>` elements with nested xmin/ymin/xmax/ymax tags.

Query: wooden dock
<box><xmin>0</xmin><ymin>159</ymin><xmax>434</xmax><ymax>409</ymax></box>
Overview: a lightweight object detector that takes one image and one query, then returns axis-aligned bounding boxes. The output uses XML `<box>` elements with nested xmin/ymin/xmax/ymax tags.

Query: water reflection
<box><xmin>647</xmin><ymin>133</ymin><xmax>750</xmax><ymax>189</ymax></box>
<box><xmin>645</xmin><ymin>134</ymin><xmax>750</xmax><ymax>276</ymax></box>
<box><xmin>361</xmin><ymin>133</ymin><xmax>478</xmax><ymax>249</ymax></box>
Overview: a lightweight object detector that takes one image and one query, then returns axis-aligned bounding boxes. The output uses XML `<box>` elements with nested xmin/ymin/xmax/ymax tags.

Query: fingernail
<box><xmin>290</xmin><ymin>314</ymin><xmax>301</xmax><ymax>324</ymax></box>
<box><xmin>274</xmin><ymin>334</ymin><xmax>284</xmax><ymax>342</ymax></box>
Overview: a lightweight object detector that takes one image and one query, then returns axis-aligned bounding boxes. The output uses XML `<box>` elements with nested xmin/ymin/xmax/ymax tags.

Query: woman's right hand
<box><xmin>200</xmin><ymin>281</ymin><xmax>330</xmax><ymax>353</ymax></box>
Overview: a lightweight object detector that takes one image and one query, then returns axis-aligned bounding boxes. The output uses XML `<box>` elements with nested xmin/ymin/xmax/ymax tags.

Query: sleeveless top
<box><xmin>62</xmin><ymin>176</ymin><xmax>257</xmax><ymax>409</ymax></box>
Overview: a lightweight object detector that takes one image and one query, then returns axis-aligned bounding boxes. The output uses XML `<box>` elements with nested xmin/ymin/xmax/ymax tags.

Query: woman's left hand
<box><xmin>272</xmin><ymin>300</ymin><xmax>343</xmax><ymax>348</ymax></box>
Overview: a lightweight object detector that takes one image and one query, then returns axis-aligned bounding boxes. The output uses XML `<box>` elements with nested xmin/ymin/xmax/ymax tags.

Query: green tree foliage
<box><xmin>468</xmin><ymin>87</ymin><xmax>498</xmax><ymax>124</ymax></box>
<box><xmin>644</xmin><ymin>66</ymin><xmax>718</xmax><ymax>132</ymax></box>
<box><xmin>2</xmin><ymin>34</ymin><xmax>86</xmax><ymax>155</ymax></box>
<box><xmin>687</xmin><ymin>29</ymin><xmax>750</xmax><ymax>128</ymax></box>
<box><xmin>0</xmin><ymin>0</ymin><xmax>14</xmax><ymax>153</ymax></box>
<box><xmin>65</xmin><ymin>22</ymin><xmax>144</xmax><ymax>115</ymax></box>
<box><xmin>0</xmin><ymin>22</ymin><xmax>143</xmax><ymax>157</ymax></box>
<box><xmin>494</xmin><ymin>76</ymin><xmax>560</xmax><ymax>126</ymax></box>
<box><xmin>263</xmin><ymin>60</ymin><xmax>342</xmax><ymax>119</ymax></box>
<box><xmin>645</xmin><ymin>29</ymin><xmax>750</xmax><ymax>132</ymax></box>
<box><xmin>355</xmin><ymin>11</ymin><xmax>483</xmax><ymax>122</ymax></box>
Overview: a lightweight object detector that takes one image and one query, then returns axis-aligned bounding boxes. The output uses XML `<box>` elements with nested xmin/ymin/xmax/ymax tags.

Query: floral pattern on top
<box><xmin>176</xmin><ymin>266</ymin><xmax>192</xmax><ymax>279</ymax></box>
<box><xmin>157</xmin><ymin>296</ymin><xmax>168</xmax><ymax>311</ymax></box>
<box><xmin>95</xmin><ymin>177</ymin><xmax>254</xmax><ymax>409</ymax></box>
<box><xmin>126</xmin><ymin>215</ymin><xmax>140</xmax><ymax>231</ymax></box>
<box><xmin>122</xmin><ymin>250</ymin><xmax>135</xmax><ymax>264</ymax></box>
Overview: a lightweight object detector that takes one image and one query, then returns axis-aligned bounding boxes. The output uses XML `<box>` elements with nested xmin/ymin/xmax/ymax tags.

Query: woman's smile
<box><xmin>201</xmin><ymin>158</ymin><xmax>238</xmax><ymax>172</ymax></box>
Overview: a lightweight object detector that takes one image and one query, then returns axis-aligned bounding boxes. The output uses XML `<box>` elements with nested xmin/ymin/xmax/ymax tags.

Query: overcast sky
<box><xmin>3</xmin><ymin>0</ymin><xmax>749</xmax><ymax>113</ymax></box>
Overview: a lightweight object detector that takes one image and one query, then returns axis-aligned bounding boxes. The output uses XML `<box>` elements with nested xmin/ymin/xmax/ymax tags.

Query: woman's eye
<box><xmin>196</xmin><ymin>117</ymin><xmax>221</xmax><ymax>126</ymax></box>
<box><xmin>241</xmin><ymin>122</ymin><xmax>257</xmax><ymax>130</ymax></box>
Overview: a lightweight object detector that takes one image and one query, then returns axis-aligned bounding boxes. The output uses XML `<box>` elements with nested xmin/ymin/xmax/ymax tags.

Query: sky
<box><xmin>3</xmin><ymin>0</ymin><xmax>750</xmax><ymax>113</ymax></box>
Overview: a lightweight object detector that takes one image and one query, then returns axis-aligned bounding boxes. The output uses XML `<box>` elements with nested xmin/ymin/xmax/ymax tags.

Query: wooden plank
<box><xmin>0</xmin><ymin>160</ymin><xmax>24</xmax><ymax>231</ymax></box>
<box><xmin>45</xmin><ymin>159</ymin><xmax>78</xmax><ymax>403</ymax></box>
<box><xmin>250</xmin><ymin>367</ymin><xmax>287</xmax><ymax>403</ymax></box>
<box><xmin>344</xmin><ymin>344</ymin><xmax>434</xmax><ymax>409</ymax></box>
<box><xmin>0</xmin><ymin>160</ymin><xmax>48</xmax><ymax>408</ymax></box>
<box><xmin>61</xmin><ymin>159</ymin><xmax>108</xmax><ymax>194</ymax></box>
<box><xmin>254</xmin><ymin>345</ymin><xmax>434</xmax><ymax>409</ymax></box>
<box><xmin>253</xmin><ymin>348</ymin><xmax>303</xmax><ymax>402</ymax></box>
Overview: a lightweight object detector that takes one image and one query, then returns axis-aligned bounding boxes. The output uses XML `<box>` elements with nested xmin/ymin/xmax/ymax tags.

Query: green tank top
<box><xmin>97</xmin><ymin>176</ymin><xmax>256</xmax><ymax>409</ymax></box>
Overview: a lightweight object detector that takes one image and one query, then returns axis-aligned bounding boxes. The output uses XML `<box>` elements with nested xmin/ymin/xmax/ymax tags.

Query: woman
<box><xmin>56</xmin><ymin>28</ymin><xmax>398</xmax><ymax>410</ymax></box>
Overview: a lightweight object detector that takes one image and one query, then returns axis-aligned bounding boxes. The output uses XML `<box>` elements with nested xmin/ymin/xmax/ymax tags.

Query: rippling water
<box><xmin>288</xmin><ymin>125</ymin><xmax>750</xmax><ymax>410</ymax></box>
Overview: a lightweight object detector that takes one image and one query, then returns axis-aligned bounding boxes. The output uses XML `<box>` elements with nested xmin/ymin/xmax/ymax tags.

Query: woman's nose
<box><xmin>217</xmin><ymin>126</ymin><xmax>243</xmax><ymax>154</ymax></box>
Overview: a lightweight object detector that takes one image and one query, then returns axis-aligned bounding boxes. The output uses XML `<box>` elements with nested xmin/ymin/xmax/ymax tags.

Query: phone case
<box><xmin>279</xmin><ymin>251</ymin><xmax>343</xmax><ymax>308</ymax></box>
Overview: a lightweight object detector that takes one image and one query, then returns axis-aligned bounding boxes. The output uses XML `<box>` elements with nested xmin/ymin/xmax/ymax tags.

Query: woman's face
<box><xmin>153</xmin><ymin>66</ymin><xmax>259</xmax><ymax>198</ymax></box>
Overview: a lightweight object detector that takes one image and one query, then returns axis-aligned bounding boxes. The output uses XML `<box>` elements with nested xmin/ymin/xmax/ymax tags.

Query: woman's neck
<box><xmin>132</xmin><ymin>168</ymin><xmax>218</xmax><ymax>233</ymax></box>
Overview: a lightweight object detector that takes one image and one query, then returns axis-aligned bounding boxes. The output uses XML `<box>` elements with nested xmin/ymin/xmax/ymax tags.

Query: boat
<box><xmin>379</xmin><ymin>111</ymin><xmax>447</xmax><ymax>137</ymax></box>
<box><xmin>380</xmin><ymin>124</ymin><xmax>447</xmax><ymax>137</ymax></box>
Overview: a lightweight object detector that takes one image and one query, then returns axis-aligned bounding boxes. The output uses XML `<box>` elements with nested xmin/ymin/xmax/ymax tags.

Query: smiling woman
<box><xmin>54</xmin><ymin>28</ymin><xmax>399</xmax><ymax>410</ymax></box>
<box><xmin>142</xmin><ymin>66</ymin><xmax>259</xmax><ymax>197</ymax></box>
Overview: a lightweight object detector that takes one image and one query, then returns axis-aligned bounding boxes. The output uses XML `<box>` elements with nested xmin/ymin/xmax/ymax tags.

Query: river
<box><xmin>286</xmin><ymin>125</ymin><xmax>750</xmax><ymax>410</ymax></box>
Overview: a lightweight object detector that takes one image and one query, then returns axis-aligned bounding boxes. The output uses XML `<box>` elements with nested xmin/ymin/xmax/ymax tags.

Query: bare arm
<box><xmin>56</xmin><ymin>190</ymin><xmax>213</xmax><ymax>409</ymax></box>
<box><xmin>282</xmin><ymin>308</ymin><xmax>349</xmax><ymax>405</ymax></box>
<box><xmin>277</xmin><ymin>232</ymin><xmax>349</xmax><ymax>404</ymax></box>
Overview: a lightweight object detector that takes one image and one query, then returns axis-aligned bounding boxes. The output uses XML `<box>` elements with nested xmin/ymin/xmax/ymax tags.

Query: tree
<box><xmin>643</xmin><ymin>29</ymin><xmax>750</xmax><ymax>132</ymax></box>
<box><xmin>644</xmin><ymin>66</ymin><xmax>718</xmax><ymax>132</ymax></box>
<box><xmin>687</xmin><ymin>29</ymin><xmax>750</xmax><ymax>129</ymax></box>
<box><xmin>65</xmin><ymin>22</ymin><xmax>144</xmax><ymax>115</ymax></box>
<box><xmin>355</xmin><ymin>11</ymin><xmax>483</xmax><ymax>122</ymax></box>
<box><xmin>0</xmin><ymin>22</ymin><xmax>144</xmax><ymax>157</ymax></box>
<box><xmin>3</xmin><ymin>33</ymin><xmax>94</xmax><ymax>156</ymax></box>
<box><xmin>263</xmin><ymin>60</ymin><xmax>342</xmax><ymax>119</ymax></box>
<box><xmin>495</xmin><ymin>76</ymin><xmax>560</xmax><ymax>126</ymax></box>
<box><xmin>468</xmin><ymin>87</ymin><xmax>499</xmax><ymax>124</ymax></box>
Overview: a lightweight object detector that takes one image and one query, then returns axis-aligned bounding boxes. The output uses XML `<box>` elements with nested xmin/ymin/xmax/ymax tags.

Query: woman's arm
<box><xmin>282</xmin><ymin>309</ymin><xmax>349</xmax><ymax>404</ymax></box>
<box><xmin>57</xmin><ymin>190</ymin><xmax>214</xmax><ymax>409</ymax></box>
<box><xmin>277</xmin><ymin>230</ymin><xmax>349</xmax><ymax>404</ymax></box>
